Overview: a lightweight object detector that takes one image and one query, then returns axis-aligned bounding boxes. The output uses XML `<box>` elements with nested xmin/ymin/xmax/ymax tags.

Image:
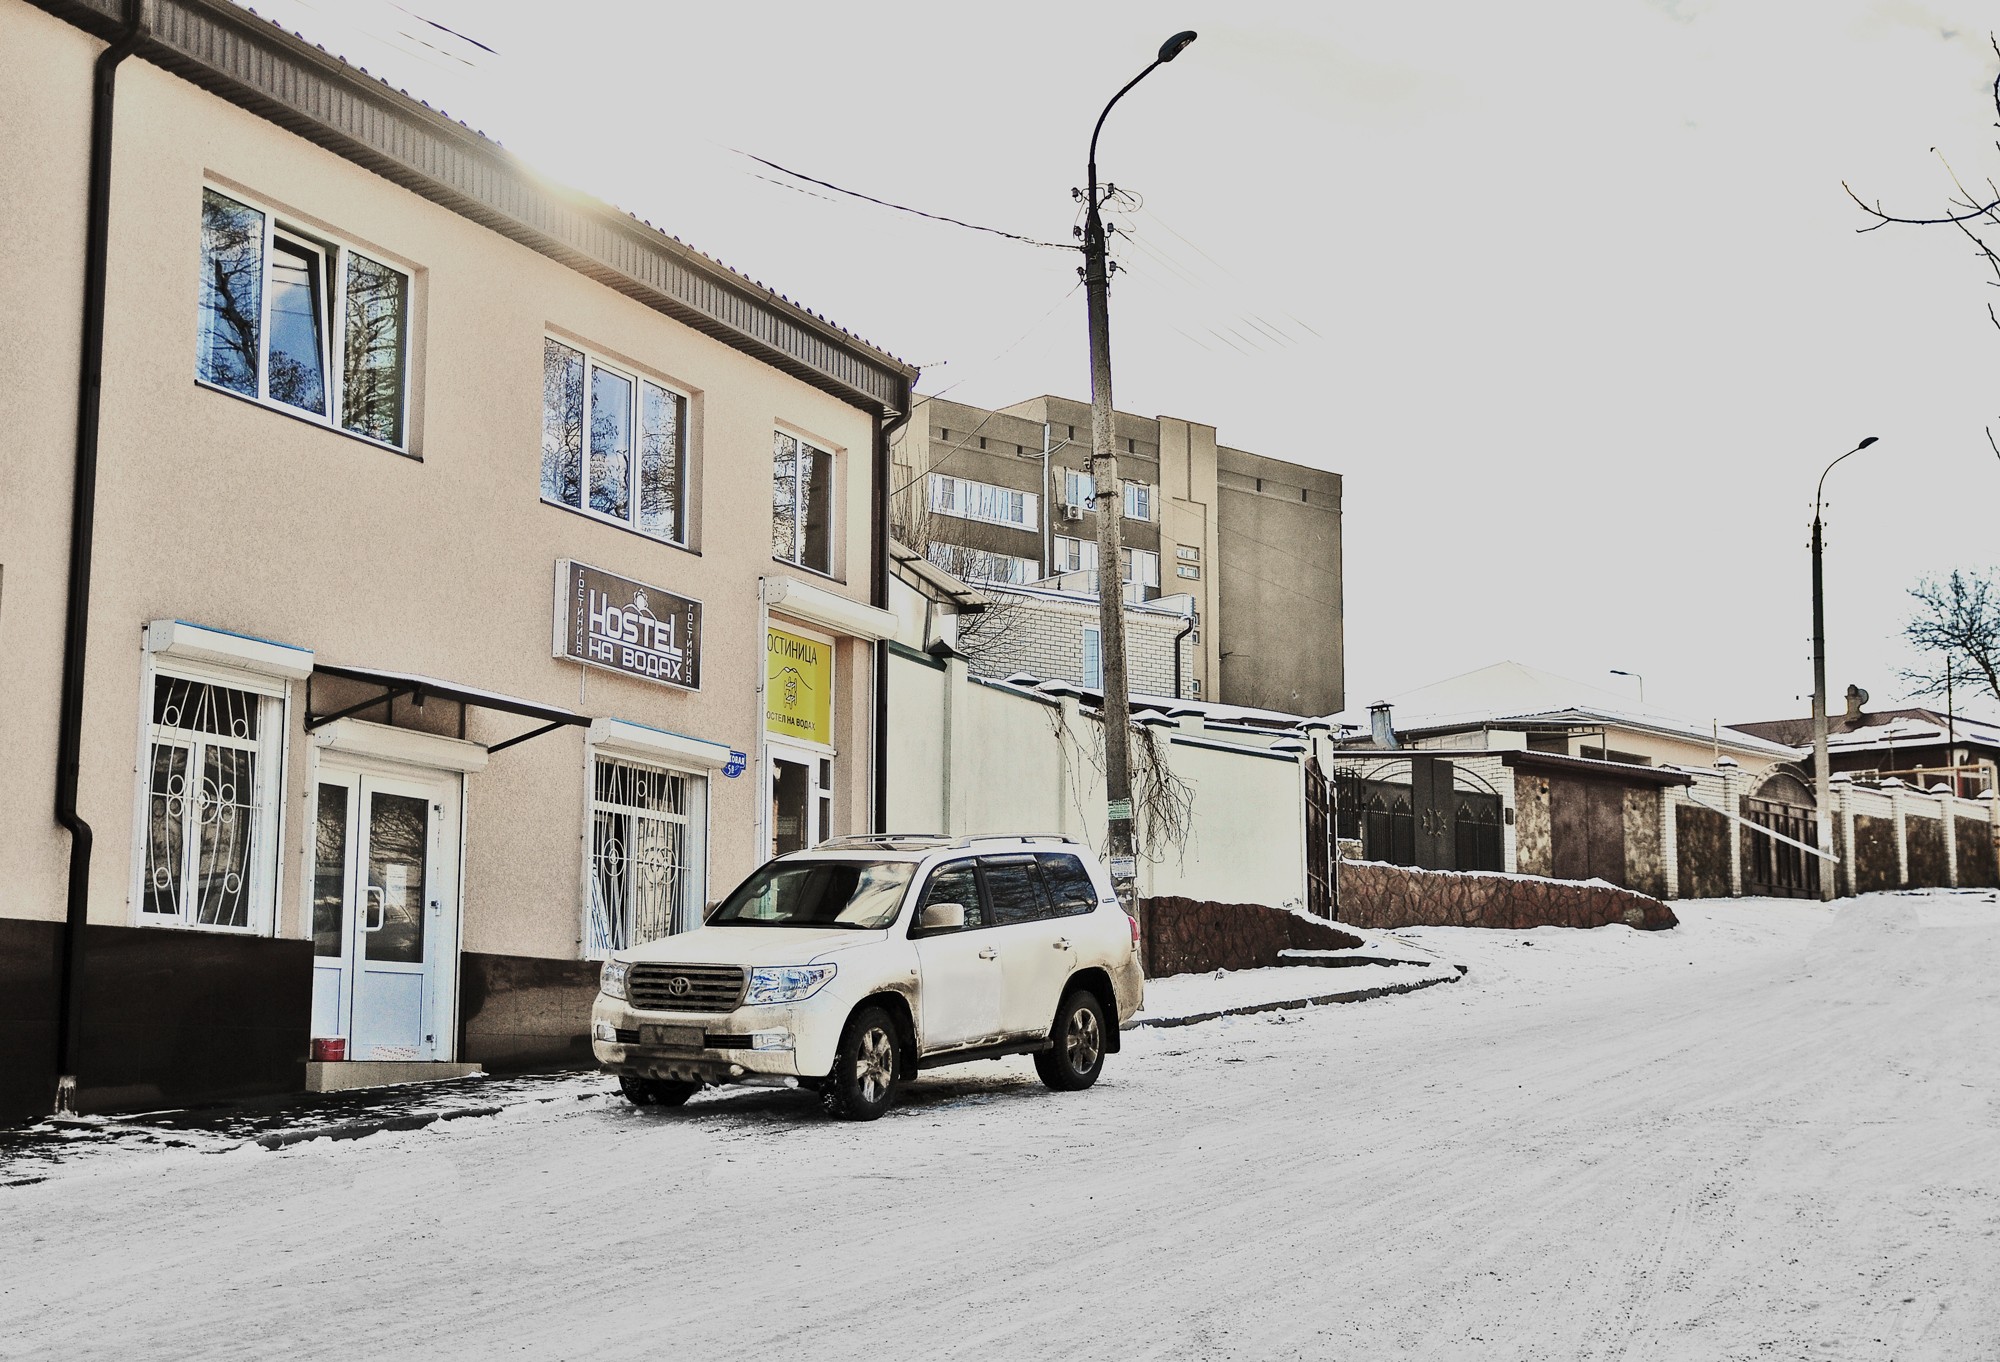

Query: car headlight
<box><xmin>745</xmin><ymin>963</ymin><xmax>836</xmax><ymax>1005</ymax></box>
<box><xmin>600</xmin><ymin>958</ymin><xmax>632</xmax><ymax>1001</ymax></box>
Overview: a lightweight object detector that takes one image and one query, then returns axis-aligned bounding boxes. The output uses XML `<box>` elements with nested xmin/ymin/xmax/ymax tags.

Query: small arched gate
<box><xmin>1742</xmin><ymin>767</ymin><xmax>1820</xmax><ymax>898</ymax></box>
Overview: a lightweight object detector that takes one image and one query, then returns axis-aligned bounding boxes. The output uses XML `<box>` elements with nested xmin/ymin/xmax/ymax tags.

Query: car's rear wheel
<box><xmin>823</xmin><ymin>1005</ymin><xmax>900</xmax><ymax>1121</ymax></box>
<box><xmin>1035</xmin><ymin>988</ymin><xmax>1108</xmax><ymax>1091</ymax></box>
<box><xmin>619</xmin><ymin>1075</ymin><xmax>699</xmax><ymax>1107</ymax></box>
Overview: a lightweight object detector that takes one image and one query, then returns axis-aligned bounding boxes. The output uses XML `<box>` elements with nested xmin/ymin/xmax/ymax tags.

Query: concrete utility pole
<box><xmin>1080</xmin><ymin>29</ymin><xmax>1197</xmax><ymax>928</ymax></box>
<box><xmin>1811</xmin><ymin>435</ymin><xmax>1878</xmax><ymax>902</ymax></box>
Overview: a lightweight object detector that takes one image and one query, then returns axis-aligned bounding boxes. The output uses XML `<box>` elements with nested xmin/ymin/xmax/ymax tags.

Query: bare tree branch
<box><xmin>1902</xmin><ymin>569</ymin><xmax>2000</xmax><ymax>705</ymax></box>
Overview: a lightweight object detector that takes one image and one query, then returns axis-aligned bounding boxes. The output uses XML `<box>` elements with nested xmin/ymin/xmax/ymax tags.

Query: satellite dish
<box><xmin>1846</xmin><ymin>684</ymin><xmax>1870</xmax><ymax>707</ymax></box>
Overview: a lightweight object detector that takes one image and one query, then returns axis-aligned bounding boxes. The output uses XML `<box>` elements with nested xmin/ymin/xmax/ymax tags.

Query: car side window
<box><xmin>914</xmin><ymin>862</ymin><xmax>982</xmax><ymax>933</ymax></box>
<box><xmin>981</xmin><ymin>856</ymin><xmax>1051</xmax><ymax>927</ymax></box>
<box><xmin>1036</xmin><ymin>854</ymin><xmax>1098</xmax><ymax>917</ymax></box>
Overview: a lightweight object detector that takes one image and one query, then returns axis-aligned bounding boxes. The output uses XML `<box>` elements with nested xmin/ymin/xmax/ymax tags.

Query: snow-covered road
<box><xmin>5</xmin><ymin>892</ymin><xmax>1997</xmax><ymax>1360</ymax></box>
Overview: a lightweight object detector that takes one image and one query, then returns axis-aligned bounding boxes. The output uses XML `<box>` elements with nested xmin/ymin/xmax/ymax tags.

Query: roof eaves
<box><xmin>37</xmin><ymin>0</ymin><xmax>917</xmax><ymax>414</ymax></box>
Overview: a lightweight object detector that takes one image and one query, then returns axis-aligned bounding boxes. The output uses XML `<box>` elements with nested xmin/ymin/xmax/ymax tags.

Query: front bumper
<box><xmin>590</xmin><ymin>995</ymin><xmax>815</xmax><ymax>1083</ymax></box>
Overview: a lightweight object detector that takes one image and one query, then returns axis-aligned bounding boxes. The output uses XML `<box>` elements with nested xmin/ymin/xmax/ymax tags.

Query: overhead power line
<box><xmin>734</xmin><ymin>150</ymin><xmax>1074</xmax><ymax>251</ymax></box>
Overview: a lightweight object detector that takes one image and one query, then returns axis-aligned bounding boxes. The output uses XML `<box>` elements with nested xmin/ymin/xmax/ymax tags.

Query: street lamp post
<box><xmin>1609</xmin><ymin>669</ymin><xmax>1645</xmax><ymax>705</ymax></box>
<box><xmin>1080</xmin><ymin>29</ymin><xmax>1197</xmax><ymax>934</ymax></box>
<box><xmin>1811</xmin><ymin>436</ymin><xmax>1879</xmax><ymax>902</ymax></box>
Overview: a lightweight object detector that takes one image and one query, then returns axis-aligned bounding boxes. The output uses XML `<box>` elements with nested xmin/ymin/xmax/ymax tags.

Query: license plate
<box><xmin>640</xmin><ymin>1024</ymin><xmax>704</xmax><ymax>1050</ymax></box>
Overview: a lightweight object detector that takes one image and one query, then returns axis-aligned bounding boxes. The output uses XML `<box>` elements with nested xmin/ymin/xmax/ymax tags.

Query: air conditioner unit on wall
<box><xmin>1061</xmin><ymin>501</ymin><xmax>1085</xmax><ymax>521</ymax></box>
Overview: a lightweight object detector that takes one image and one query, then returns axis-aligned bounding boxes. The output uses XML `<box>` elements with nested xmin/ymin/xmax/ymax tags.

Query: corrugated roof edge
<box><xmin>32</xmin><ymin>0</ymin><xmax>918</xmax><ymax>414</ymax></box>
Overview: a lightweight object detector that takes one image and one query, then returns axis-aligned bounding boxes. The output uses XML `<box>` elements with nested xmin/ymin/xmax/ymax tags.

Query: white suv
<box><xmin>590</xmin><ymin>834</ymin><xmax>1144</xmax><ymax>1120</ymax></box>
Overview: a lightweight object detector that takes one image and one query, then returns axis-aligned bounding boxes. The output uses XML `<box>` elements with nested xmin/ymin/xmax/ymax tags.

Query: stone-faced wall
<box><xmin>1676</xmin><ymin>805</ymin><xmax>1730</xmax><ymax>900</ymax></box>
<box><xmin>1905</xmin><ymin>814</ymin><xmax>1948</xmax><ymax>888</ymax></box>
<box><xmin>1957</xmin><ymin>817</ymin><xmax>1999</xmax><ymax>888</ymax></box>
<box><xmin>1853</xmin><ymin>815</ymin><xmax>1899</xmax><ymax>892</ymax></box>
<box><xmin>1141</xmin><ymin>897</ymin><xmax>1363</xmax><ymax>978</ymax></box>
<box><xmin>1623</xmin><ymin>789</ymin><xmax>1665</xmax><ymax>899</ymax></box>
<box><xmin>1336</xmin><ymin>860</ymin><xmax>1677</xmax><ymax>931</ymax></box>
<box><xmin>1514</xmin><ymin>774</ymin><xmax>1552</xmax><ymax>877</ymax></box>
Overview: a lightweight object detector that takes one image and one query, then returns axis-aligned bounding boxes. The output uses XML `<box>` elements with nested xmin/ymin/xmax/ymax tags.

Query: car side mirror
<box><xmin>917</xmin><ymin>901</ymin><xmax>967</xmax><ymax>933</ymax></box>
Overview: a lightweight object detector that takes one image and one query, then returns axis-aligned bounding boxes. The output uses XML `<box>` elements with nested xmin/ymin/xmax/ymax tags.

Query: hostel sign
<box><xmin>554</xmin><ymin>560</ymin><xmax>702</xmax><ymax>690</ymax></box>
<box><xmin>766</xmin><ymin>627</ymin><xmax>832</xmax><ymax>746</ymax></box>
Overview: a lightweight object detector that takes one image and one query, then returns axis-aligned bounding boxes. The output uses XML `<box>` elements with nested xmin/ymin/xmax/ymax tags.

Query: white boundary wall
<box><xmin>887</xmin><ymin>650</ymin><xmax>1306</xmax><ymax>910</ymax></box>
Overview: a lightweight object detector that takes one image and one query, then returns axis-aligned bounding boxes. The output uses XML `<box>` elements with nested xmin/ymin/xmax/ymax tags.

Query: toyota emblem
<box><xmin>666</xmin><ymin>975</ymin><xmax>692</xmax><ymax>998</ymax></box>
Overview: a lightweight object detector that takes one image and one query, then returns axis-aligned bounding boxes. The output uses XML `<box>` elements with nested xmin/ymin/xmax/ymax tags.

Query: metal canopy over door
<box><xmin>311</xmin><ymin>759</ymin><xmax>461</xmax><ymax>1061</ymax></box>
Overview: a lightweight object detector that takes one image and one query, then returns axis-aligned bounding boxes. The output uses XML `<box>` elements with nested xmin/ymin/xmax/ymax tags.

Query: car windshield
<box><xmin>706</xmin><ymin>859</ymin><xmax>916</xmax><ymax>930</ymax></box>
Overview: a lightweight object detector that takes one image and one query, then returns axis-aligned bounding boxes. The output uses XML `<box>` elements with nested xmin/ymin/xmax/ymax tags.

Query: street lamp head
<box><xmin>1158</xmin><ymin>30</ymin><xmax>1198</xmax><ymax>63</ymax></box>
<box><xmin>1856</xmin><ymin>436</ymin><xmax>1878</xmax><ymax>450</ymax></box>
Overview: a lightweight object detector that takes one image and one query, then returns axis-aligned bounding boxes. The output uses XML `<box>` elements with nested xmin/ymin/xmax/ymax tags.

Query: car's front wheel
<box><xmin>823</xmin><ymin>1005</ymin><xmax>901</xmax><ymax>1121</ymax></box>
<box><xmin>1035</xmin><ymin>988</ymin><xmax>1108</xmax><ymax>1091</ymax></box>
<box><xmin>619</xmin><ymin>1075</ymin><xmax>700</xmax><ymax>1107</ymax></box>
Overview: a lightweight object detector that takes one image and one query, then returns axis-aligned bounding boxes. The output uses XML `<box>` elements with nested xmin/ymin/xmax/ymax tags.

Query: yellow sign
<box><xmin>766</xmin><ymin>628</ymin><xmax>832</xmax><ymax>745</ymax></box>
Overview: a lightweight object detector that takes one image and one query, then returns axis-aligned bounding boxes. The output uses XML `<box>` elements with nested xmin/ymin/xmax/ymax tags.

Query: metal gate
<box><xmin>1305</xmin><ymin>755</ymin><xmax>1334</xmax><ymax>918</ymax></box>
<box><xmin>1742</xmin><ymin>794</ymin><xmax>1820</xmax><ymax>898</ymax></box>
<box><xmin>1331</xmin><ymin>756</ymin><xmax>1504</xmax><ymax>873</ymax></box>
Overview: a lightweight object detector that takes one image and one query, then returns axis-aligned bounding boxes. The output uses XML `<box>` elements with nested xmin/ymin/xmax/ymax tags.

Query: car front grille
<box><xmin>628</xmin><ymin>962</ymin><xmax>746</xmax><ymax>1013</ymax></box>
<box><xmin>613</xmin><ymin>1028</ymin><xmax>640</xmax><ymax>1044</ymax></box>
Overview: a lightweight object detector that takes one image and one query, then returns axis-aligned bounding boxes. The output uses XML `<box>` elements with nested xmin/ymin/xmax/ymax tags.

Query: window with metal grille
<box><xmin>141</xmin><ymin>672</ymin><xmax>285</xmax><ymax>931</ymax></box>
<box><xmin>589</xmin><ymin>756</ymin><xmax>707</xmax><ymax>955</ymax></box>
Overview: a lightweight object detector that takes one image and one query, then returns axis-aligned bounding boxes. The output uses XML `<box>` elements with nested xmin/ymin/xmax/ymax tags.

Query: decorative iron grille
<box><xmin>589</xmin><ymin>757</ymin><xmax>699</xmax><ymax>954</ymax></box>
<box><xmin>142</xmin><ymin>675</ymin><xmax>270</xmax><ymax>928</ymax></box>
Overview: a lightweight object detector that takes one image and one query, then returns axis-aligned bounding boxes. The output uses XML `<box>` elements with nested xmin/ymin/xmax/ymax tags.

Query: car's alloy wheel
<box><xmin>825</xmin><ymin>1004</ymin><xmax>901</xmax><ymax>1121</ymax></box>
<box><xmin>856</xmin><ymin>1024</ymin><xmax>896</xmax><ymax>1105</ymax></box>
<box><xmin>1035</xmin><ymin>988</ymin><xmax>1108</xmax><ymax>1092</ymax></box>
<box><xmin>1064</xmin><ymin>1003</ymin><xmax>1102</xmax><ymax>1074</ymax></box>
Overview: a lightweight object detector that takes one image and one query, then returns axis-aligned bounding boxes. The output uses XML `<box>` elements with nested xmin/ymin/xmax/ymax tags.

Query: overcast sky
<box><xmin>245</xmin><ymin>0</ymin><xmax>2000</xmax><ymax>726</ymax></box>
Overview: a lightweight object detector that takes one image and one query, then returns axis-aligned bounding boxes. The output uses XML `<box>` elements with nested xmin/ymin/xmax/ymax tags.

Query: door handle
<box><xmin>977</xmin><ymin>946</ymin><xmax>999</xmax><ymax>960</ymax></box>
<box><xmin>364</xmin><ymin>886</ymin><xmax>387</xmax><ymax>932</ymax></box>
<box><xmin>1053</xmin><ymin>938</ymin><xmax>1073</xmax><ymax>951</ymax></box>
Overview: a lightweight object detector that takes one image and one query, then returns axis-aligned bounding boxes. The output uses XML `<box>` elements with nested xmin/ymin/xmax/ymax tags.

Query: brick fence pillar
<box><xmin>1885</xmin><ymin>779</ymin><xmax>1909</xmax><ymax>888</ymax></box>
<box><xmin>1941</xmin><ymin>787</ymin><xmax>1960</xmax><ymax>889</ymax></box>
<box><xmin>1718</xmin><ymin>760</ymin><xmax>1744</xmax><ymax>897</ymax></box>
<box><xmin>1660</xmin><ymin>785</ymin><xmax>1681</xmax><ymax>900</ymax></box>
<box><xmin>1834</xmin><ymin>776</ymin><xmax>1857</xmax><ymax>897</ymax></box>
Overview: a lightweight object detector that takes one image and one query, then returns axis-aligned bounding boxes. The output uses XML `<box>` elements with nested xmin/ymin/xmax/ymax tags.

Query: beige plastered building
<box><xmin>889</xmin><ymin>393</ymin><xmax>1345</xmax><ymax>715</ymax></box>
<box><xmin>0</xmin><ymin>0</ymin><xmax>916</xmax><ymax>1121</ymax></box>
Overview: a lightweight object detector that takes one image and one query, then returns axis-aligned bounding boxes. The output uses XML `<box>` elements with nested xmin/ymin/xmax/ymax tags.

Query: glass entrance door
<box><xmin>311</xmin><ymin>762</ymin><xmax>459</xmax><ymax>1061</ymax></box>
<box><xmin>770</xmin><ymin>746</ymin><xmax>833</xmax><ymax>857</ymax></box>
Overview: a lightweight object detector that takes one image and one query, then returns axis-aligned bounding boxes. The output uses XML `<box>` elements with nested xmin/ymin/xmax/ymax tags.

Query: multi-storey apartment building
<box><xmin>890</xmin><ymin>393</ymin><xmax>1343</xmax><ymax>714</ymax></box>
<box><xmin>1</xmin><ymin>0</ymin><xmax>914</xmax><ymax>1122</ymax></box>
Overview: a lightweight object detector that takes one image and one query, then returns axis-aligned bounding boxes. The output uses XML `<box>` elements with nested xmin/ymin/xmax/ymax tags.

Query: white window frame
<box><xmin>130</xmin><ymin>655</ymin><xmax>291</xmax><ymax>936</ymax></box>
<box><xmin>928</xmin><ymin>473</ymin><xmax>1040</xmax><ymax>530</ymax></box>
<box><xmin>583</xmin><ymin>751</ymin><xmax>710</xmax><ymax>958</ymax></box>
<box><xmin>540</xmin><ymin>336</ymin><xmax>692</xmax><ymax>547</ymax></box>
<box><xmin>1082</xmin><ymin>625</ymin><xmax>1103</xmax><ymax>689</ymax></box>
<box><xmin>774</xmin><ymin>429</ymin><xmax>837</xmax><ymax>575</ymax></box>
<box><xmin>1062</xmin><ymin>468</ymin><xmax>1096</xmax><ymax>511</ymax></box>
<box><xmin>1123</xmin><ymin>480</ymin><xmax>1154</xmax><ymax>522</ymax></box>
<box><xmin>1127</xmin><ymin>547</ymin><xmax>1161</xmax><ymax>589</ymax></box>
<box><xmin>195</xmin><ymin>184</ymin><xmax>414</xmax><ymax>453</ymax></box>
<box><xmin>925</xmin><ymin>541</ymin><xmax>1036</xmax><ymax>585</ymax></box>
<box><xmin>1054</xmin><ymin>535</ymin><xmax>1098</xmax><ymax>574</ymax></box>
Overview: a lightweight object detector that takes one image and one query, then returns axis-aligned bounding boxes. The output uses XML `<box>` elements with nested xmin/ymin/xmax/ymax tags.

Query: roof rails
<box><xmin>812</xmin><ymin>832</ymin><xmax>1085</xmax><ymax>853</ymax></box>
<box><xmin>815</xmin><ymin>834</ymin><xmax>954</xmax><ymax>851</ymax></box>
<box><xmin>947</xmin><ymin>833</ymin><xmax>1083</xmax><ymax>850</ymax></box>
